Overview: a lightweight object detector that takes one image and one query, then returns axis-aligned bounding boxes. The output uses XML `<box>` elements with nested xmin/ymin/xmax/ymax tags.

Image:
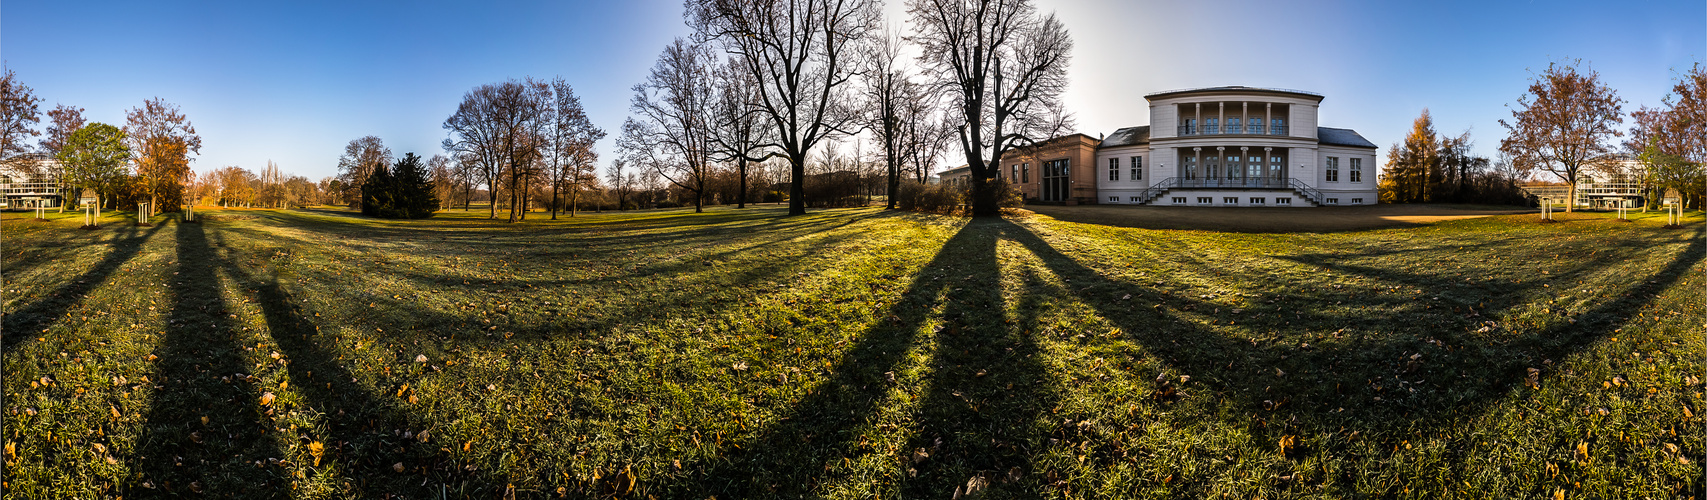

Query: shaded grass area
<box><xmin>2</xmin><ymin>205</ymin><xmax>1703</xmax><ymax>498</ymax></box>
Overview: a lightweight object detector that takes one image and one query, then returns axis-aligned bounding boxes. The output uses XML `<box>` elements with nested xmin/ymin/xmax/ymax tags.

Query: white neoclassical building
<box><xmin>1002</xmin><ymin>86</ymin><xmax>1378</xmax><ymax>206</ymax></box>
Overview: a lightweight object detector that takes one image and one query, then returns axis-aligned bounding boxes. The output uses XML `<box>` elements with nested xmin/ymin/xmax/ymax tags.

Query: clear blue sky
<box><xmin>3</xmin><ymin>0</ymin><xmax>1702</xmax><ymax>180</ymax></box>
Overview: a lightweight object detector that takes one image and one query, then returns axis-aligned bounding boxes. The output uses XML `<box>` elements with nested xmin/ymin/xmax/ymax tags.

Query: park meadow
<box><xmin>1</xmin><ymin>204</ymin><xmax>1701</xmax><ymax>499</ymax></box>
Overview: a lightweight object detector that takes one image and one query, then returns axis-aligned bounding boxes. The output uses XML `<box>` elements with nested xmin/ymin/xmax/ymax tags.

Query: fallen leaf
<box><xmin>308</xmin><ymin>441</ymin><xmax>325</xmax><ymax>466</ymax></box>
<box><xmin>260</xmin><ymin>392</ymin><xmax>276</xmax><ymax>406</ymax></box>
<box><xmin>1526</xmin><ymin>368</ymin><xmax>1541</xmax><ymax>390</ymax></box>
<box><xmin>393</xmin><ymin>462</ymin><xmax>405</xmax><ymax>473</ymax></box>
<box><xmin>415</xmin><ymin>354</ymin><xmax>428</xmax><ymax>363</ymax></box>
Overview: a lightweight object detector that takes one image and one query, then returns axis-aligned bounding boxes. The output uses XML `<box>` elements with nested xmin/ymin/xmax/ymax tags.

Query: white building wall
<box><xmin>1291</xmin><ymin>104</ymin><xmax>1319</xmax><ymax>139</ymax></box>
<box><xmin>1152</xmin><ymin>190</ymin><xmax>1312</xmax><ymax>207</ymax></box>
<box><xmin>1316</xmin><ymin>145</ymin><xmax>1378</xmax><ymax>204</ymax></box>
<box><xmin>1151</xmin><ymin>105</ymin><xmax>1175</xmax><ymax>139</ymax></box>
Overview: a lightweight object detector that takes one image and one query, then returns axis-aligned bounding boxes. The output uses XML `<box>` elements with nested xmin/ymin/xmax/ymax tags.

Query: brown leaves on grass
<box><xmin>1574</xmin><ymin>442</ymin><xmax>1590</xmax><ymax>464</ymax></box>
<box><xmin>1525</xmin><ymin>368</ymin><xmax>1541</xmax><ymax>390</ymax></box>
<box><xmin>308</xmin><ymin>441</ymin><xmax>325</xmax><ymax>467</ymax></box>
<box><xmin>260</xmin><ymin>392</ymin><xmax>276</xmax><ymax>406</ymax></box>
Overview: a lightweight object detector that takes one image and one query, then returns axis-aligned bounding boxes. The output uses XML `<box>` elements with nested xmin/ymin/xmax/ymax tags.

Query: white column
<box><xmin>1265</xmin><ymin>103</ymin><xmax>1272</xmax><ymax>135</ymax></box>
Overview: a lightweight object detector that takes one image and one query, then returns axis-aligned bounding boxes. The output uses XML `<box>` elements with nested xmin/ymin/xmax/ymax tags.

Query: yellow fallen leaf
<box><xmin>260</xmin><ymin>392</ymin><xmax>276</xmax><ymax>406</ymax></box>
<box><xmin>279</xmin><ymin>380</ymin><xmax>288</xmax><ymax>390</ymax></box>
<box><xmin>308</xmin><ymin>441</ymin><xmax>325</xmax><ymax>467</ymax></box>
<box><xmin>393</xmin><ymin>462</ymin><xmax>405</xmax><ymax>473</ymax></box>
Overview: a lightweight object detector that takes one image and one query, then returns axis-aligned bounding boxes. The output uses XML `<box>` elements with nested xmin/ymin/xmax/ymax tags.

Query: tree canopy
<box><xmin>1498</xmin><ymin>60</ymin><xmax>1624</xmax><ymax>211</ymax></box>
<box><xmin>361</xmin><ymin>152</ymin><xmax>440</xmax><ymax>219</ymax></box>
<box><xmin>57</xmin><ymin>122</ymin><xmax>131</xmax><ymax>208</ymax></box>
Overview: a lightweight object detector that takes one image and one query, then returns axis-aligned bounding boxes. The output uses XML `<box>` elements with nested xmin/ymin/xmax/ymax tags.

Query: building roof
<box><xmin>1099</xmin><ymin>126</ymin><xmax>1150</xmax><ymax>148</ymax></box>
<box><xmin>1316</xmin><ymin>127</ymin><xmax>1378</xmax><ymax>149</ymax></box>
<box><xmin>1144</xmin><ymin>86</ymin><xmax>1324</xmax><ymax>101</ymax></box>
<box><xmin>937</xmin><ymin>164</ymin><xmax>971</xmax><ymax>176</ymax></box>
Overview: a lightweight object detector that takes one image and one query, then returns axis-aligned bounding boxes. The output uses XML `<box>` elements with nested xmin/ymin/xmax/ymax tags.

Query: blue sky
<box><xmin>3</xmin><ymin>0</ymin><xmax>1702</xmax><ymax>180</ymax></box>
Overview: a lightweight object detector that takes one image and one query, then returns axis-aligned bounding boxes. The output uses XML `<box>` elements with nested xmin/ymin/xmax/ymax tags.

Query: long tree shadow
<box><xmin>129</xmin><ymin>219</ymin><xmax>284</xmax><ymax>497</ymax></box>
<box><xmin>200</xmin><ymin>226</ymin><xmax>504</xmax><ymax>496</ymax></box>
<box><xmin>899</xmin><ymin>220</ymin><xmax>1060</xmax><ymax>498</ymax></box>
<box><xmin>2</xmin><ymin>223</ymin><xmax>164</xmax><ymax>350</ymax></box>
<box><xmin>1000</xmin><ymin>219</ymin><xmax>1705</xmax><ymax>434</ymax></box>
<box><xmin>678</xmin><ymin>218</ymin><xmax>1060</xmax><ymax>498</ymax></box>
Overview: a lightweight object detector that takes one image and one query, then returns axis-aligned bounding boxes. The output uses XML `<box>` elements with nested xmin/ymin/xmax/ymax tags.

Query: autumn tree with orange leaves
<box><xmin>1498</xmin><ymin>60</ymin><xmax>1624</xmax><ymax>212</ymax></box>
<box><xmin>124</xmin><ymin>98</ymin><xmax>202</xmax><ymax>211</ymax></box>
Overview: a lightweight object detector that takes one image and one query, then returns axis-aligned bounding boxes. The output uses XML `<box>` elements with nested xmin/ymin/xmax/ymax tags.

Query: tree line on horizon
<box><xmin>0</xmin><ymin>72</ymin><xmax>202</xmax><ymax>212</ymax></box>
<box><xmin>1381</xmin><ymin>60</ymin><xmax>1704</xmax><ymax>211</ymax></box>
<box><xmin>4</xmin><ymin>5</ymin><xmax>1702</xmax><ymax>219</ymax></box>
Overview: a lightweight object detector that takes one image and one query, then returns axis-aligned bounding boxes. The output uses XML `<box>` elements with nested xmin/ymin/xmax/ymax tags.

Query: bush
<box><xmin>895</xmin><ymin>178</ymin><xmax>1020</xmax><ymax>214</ymax></box>
<box><xmin>895</xmin><ymin>181</ymin><xmax>963</xmax><ymax>213</ymax></box>
<box><xmin>361</xmin><ymin>153</ymin><xmax>440</xmax><ymax>219</ymax></box>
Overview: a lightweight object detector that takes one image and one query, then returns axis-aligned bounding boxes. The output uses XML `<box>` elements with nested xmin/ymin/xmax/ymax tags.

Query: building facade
<box><xmin>994</xmin><ymin>86</ymin><xmax>1379</xmax><ymax>206</ymax></box>
<box><xmin>0</xmin><ymin>154</ymin><xmax>68</xmax><ymax>209</ymax></box>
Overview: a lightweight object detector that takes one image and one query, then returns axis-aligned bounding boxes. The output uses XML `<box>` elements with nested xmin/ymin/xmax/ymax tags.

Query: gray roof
<box><xmin>1099</xmin><ymin>126</ymin><xmax>1150</xmax><ymax>148</ymax></box>
<box><xmin>1316</xmin><ymin>127</ymin><xmax>1378</xmax><ymax>148</ymax></box>
<box><xmin>1145</xmin><ymin>86</ymin><xmax>1324</xmax><ymax>100</ymax></box>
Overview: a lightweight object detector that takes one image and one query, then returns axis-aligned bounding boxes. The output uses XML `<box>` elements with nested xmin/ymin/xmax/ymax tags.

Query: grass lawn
<box><xmin>2</xmin><ymin>205</ymin><xmax>1702</xmax><ymax>499</ymax></box>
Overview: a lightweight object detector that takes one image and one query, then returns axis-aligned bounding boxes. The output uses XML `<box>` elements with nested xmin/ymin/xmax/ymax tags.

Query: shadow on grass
<box><xmin>1028</xmin><ymin>204</ymin><xmax>1534</xmax><ymax>234</ymax></box>
<box><xmin>1000</xmin><ymin>218</ymin><xmax>1703</xmax><ymax>437</ymax></box>
<box><xmin>681</xmin><ymin>219</ymin><xmax>1060</xmax><ymax>498</ymax></box>
<box><xmin>130</xmin><ymin>219</ymin><xmax>285</xmax><ymax>496</ymax></box>
<box><xmin>2</xmin><ymin>223</ymin><xmax>164</xmax><ymax>350</ymax></box>
<box><xmin>201</xmin><ymin>225</ymin><xmax>505</xmax><ymax>496</ymax></box>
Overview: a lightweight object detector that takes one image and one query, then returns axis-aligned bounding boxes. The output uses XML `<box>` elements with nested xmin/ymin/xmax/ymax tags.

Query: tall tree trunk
<box><xmin>789</xmin><ymin>152</ymin><xmax>806</xmax><ymax>215</ymax></box>
<box><xmin>551</xmin><ymin>175</ymin><xmax>560</xmax><ymax>220</ymax></box>
<box><xmin>737</xmin><ymin>159</ymin><xmax>747</xmax><ymax>209</ymax></box>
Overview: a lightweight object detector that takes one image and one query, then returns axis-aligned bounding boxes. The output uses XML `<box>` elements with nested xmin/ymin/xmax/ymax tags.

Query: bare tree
<box><xmin>40</xmin><ymin>104</ymin><xmax>85</xmax><ymax>155</ymax></box>
<box><xmin>707</xmin><ymin>57</ymin><xmax>774</xmax><ymax>209</ymax></box>
<box><xmin>41</xmin><ymin>105</ymin><xmax>87</xmax><ymax>211</ymax></box>
<box><xmin>861</xmin><ymin>28</ymin><xmax>909</xmax><ymax>208</ymax></box>
<box><xmin>0</xmin><ymin>67</ymin><xmax>42</xmax><ymax>170</ymax></box>
<box><xmin>444</xmin><ymin>80</ymin><xmax>550</xmax><ymax>222</ymax></box>
<box><xmin>908</xmin><ymin>0</ymin><xmax>1073</xmax><ymax>215</ymax></box>
<box><xmin>607</xmin><ymin>159</ymin><xmax>638</xmax><ymax>210</ymax></box>
<box><xmin>545</xmin><ymin>78</ymin><xmax>607</xmax><ymax>218</ymax></box>
<box><xmin>617</xmin><ymin>39</ymin><xmax>717</xmax><ymax>213</ymax></box>
<box><xmin>336</xmin><ymin>136</ymin><xmax>392</xmax><ymax>209</ymax></box>
<box><xmin>1499</xmin><ymin>60</ymin><xmax>1625</xmax><ymax>212</ymax></box>
<box><xmin>124</xmin><ymin>98</ymin><xmax>202</xmax><ymax>210</ymax></box>
<box><xmin>901</xmin><ymin>91</ymin><xmax>953</xmax><ymax>184</ymax></box>
<box><xmin>690</xmin><ymin>0</ymin><xmax>881</xmax><ymax>215</ymax></box>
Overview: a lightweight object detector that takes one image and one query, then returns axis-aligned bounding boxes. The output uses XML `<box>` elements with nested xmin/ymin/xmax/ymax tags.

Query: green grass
<box><xmin>2</xmin><ymin>205</ymin><xmax>1702</xmax><ymax>499</ymax></box>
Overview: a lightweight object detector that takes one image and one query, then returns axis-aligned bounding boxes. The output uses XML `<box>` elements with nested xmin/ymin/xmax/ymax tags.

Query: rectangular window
<box><xmin>1223</xmin><ymin>197</ymin><xmax>1238</xmax><ymax>204</ymax></box>
<box><xmin>1325</xmin><ymin>157</ymin><xmax>1340</xmax><ymax>182</ymax></box>
<box><xmin>1172</xmin><ymin>197</ymin><xmax>1187</xmax><ymax>204</ymax></box>
<box><xmin>1022</xmin><ymin>163</ymin><xmax>1029</xmax><ymax>183</ymax></box>
<box><xmin>1108</xmin><ymin>158</ymin><xmax>1119</xmax><ymax>181</ymax></box>
<box><xmin>1129</xmin><ymin>196</ymin><xmax>1140</xmax><ymax>203</ymax></box>
<box><xmin>1250</xmin><ymin>197</ymin><xmax>1265</xmax><ymax>205</ymax></box>
<box><xmin>1011</xmin><ymin>164</ymin><xmax>1018</xmax><ymax>182</ymax></box>
<box><xmin>1277</xmin><ymin>197</ymin><xmax>1291</xmax><ymax>205</ymax></box>
<box><xmin>1197</xmin><ymin>197</ymin><xmax>1212</xmax><ymax>204</ymax></box>
<box><xmin>1326</xmin><ymin>198</ymin><xmax>1339</xmax><ymax>205</ymax></box>
<box><xmin>1108</xmin><ymin>196</ymin><xmax>1118</xmax><ymax>202</ymax></box>
<box><xmin>1130</xmin><ymin>156</ymin><xmax>1142</xmax><ymax>180</ymax></box>
<box><xmin>1351</xmin><ymin>198</ymin><xmax>1364</xmax><ymax>204</ymax></box>
<box><xmin>1350</xmin><ymin>158</ymin><xmax>1362</xmax><ymax>182</ymax></box>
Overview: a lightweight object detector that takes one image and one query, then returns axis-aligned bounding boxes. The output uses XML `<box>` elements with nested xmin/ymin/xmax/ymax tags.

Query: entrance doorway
<box><xmin>1042</xmin><ymin>158</ymin><xmax>1070</xmax><ymax>202</ymax></box>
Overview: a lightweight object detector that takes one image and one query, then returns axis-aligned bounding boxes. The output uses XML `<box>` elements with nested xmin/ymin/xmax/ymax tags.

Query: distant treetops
<box><xmin>361</xmin><ymin>152</ymin><xmax>439</xmax><ymax>219</ymax></box>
